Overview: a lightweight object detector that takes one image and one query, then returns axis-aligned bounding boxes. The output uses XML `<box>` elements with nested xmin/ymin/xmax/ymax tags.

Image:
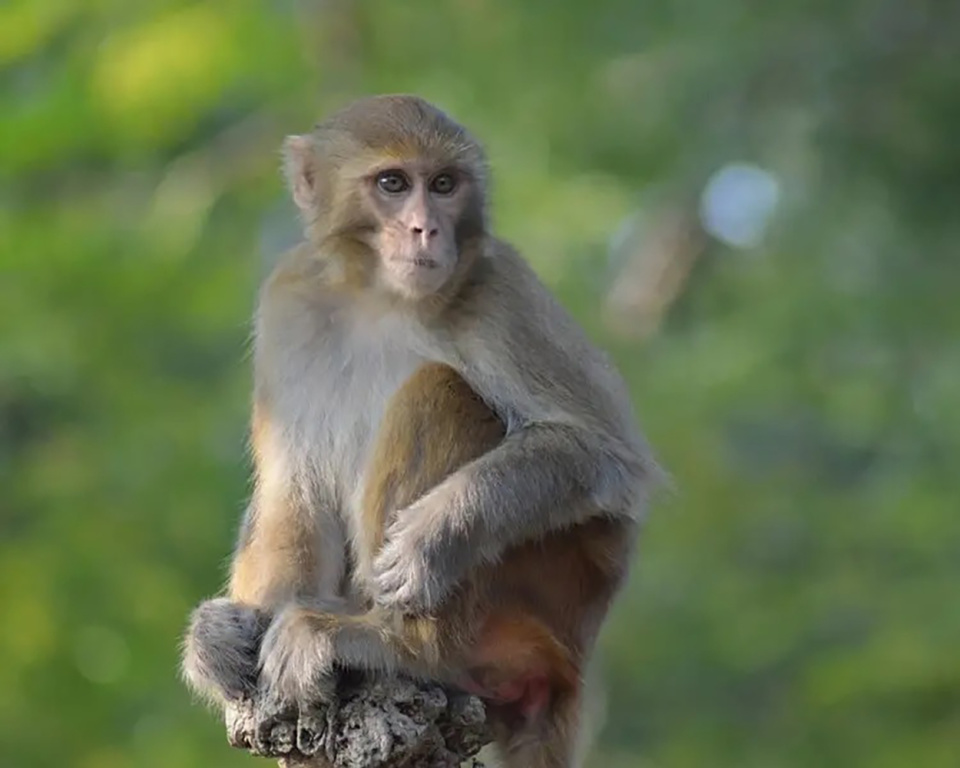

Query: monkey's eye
<box><xmin>429</xmin><ymin>173</ymin><xmax>457</xmax><ymax>195</ymax></box>
<box><xmin>376</xmin><ymin>171</ymin><xmax>410</xmax><ymax>195</ymax></box>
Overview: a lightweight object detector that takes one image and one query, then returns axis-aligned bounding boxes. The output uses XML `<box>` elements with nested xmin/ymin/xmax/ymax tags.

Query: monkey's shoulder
<box><xmin>447</xmin><ymin>239</ymin><xmax>643</xmax><ymax>442</ymax></box>
<box><xmin>451</xmin><ymin>240</ymin><xmax>612</xmax><ymax>373</ymax></box>
<box><xmin>257</xmin><ymin>245</ymin><xmax>348</xmax><ymax>310</ymax></box>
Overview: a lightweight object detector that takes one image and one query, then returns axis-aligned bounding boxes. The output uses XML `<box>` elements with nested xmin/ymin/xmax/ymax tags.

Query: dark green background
<box><xmin>3</xmin><ymin>1</ymin><xmax>958</xmax><ymax>766</ymax></box>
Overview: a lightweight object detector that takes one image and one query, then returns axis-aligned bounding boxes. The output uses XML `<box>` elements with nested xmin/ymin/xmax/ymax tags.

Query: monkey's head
<box><xmin>283</xmin><ymin>95</ymin><xmax>489</xmax><ymax>301</ymax></box>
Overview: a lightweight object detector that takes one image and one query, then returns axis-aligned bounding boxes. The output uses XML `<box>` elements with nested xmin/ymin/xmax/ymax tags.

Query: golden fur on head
<box><xmin>284</xmin><ymin>94</ymin><xmax>489</xmax><ymax>250</ymax></box>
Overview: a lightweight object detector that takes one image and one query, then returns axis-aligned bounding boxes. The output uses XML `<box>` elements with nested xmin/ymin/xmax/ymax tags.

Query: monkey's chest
<box><xmin>301</xmin><ymin>330</ymin><xmax>426</xmax><ymax>515</ymax></box>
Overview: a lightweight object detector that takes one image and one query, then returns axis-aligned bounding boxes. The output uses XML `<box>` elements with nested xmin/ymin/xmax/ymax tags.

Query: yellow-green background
<box><xmin>3</xmin><ymin>1</ymin><xmax>959</xmax><ymax>767</ymax></box>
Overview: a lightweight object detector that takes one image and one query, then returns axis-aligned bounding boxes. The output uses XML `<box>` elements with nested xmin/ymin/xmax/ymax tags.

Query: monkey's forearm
<box><xmin>422</xmin><ymin>422</ymin><xmax>644</xmax><ymax>565</ymax></box>
<box><xmin>229</xmin><ymin>485</ymin><xmax>347</xmax><ymax>608</ymax></box>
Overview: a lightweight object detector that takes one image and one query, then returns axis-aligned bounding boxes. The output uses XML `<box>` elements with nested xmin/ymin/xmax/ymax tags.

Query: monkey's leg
<box><xmin>186</xmin><ymin>533</ymin><xmax>345</xmax><ymax>755</ymax></box>
<box><xmin>182</xmin><ymin>502</ymin><xmax>344</xmax><ymax>758</ymax></box>
<box><xmin>245</xmin><ymin>363</ymin><xmax>497</xmax><ymax>757</ymax></box>
<box><xmin>356</xmin><ymin>362</ymin><xmax>506</xmax><ymax>589</ymax></box>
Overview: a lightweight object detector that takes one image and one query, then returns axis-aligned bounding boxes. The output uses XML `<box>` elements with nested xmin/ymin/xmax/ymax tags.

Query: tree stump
<box><xmin>224</xmin><ymin>675</ymin><xmax>492</xmax><ymax>768</ymax></box>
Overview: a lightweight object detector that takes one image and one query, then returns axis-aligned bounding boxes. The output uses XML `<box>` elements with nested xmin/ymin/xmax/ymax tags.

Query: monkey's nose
<box><xmin>411</xmin><ymin>226</ymin><xmax>439</xmax><ymax>238</ymax></box>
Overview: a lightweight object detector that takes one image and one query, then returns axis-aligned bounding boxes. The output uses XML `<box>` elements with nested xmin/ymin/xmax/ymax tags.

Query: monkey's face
<box><xmin>363</xmin><ymin>162</ymin><xmax>471</xmax><ymax>300</ymax></box>
<box><xmin>283</xmin><ymin>96</ymin><xmax>489</xmax><ymax>299</ymax></box>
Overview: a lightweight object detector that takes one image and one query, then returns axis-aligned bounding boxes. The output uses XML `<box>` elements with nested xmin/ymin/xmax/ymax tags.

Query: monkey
<box><xmin>181</xmin><ymin>94</ymin><xmax>660</xmax><ymax>767</ymax></box>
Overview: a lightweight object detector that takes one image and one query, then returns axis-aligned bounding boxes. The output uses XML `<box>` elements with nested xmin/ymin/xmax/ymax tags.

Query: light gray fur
<box><xmin>251</xmin><ymin>256</ymin><xmax>431</xmax><ymax>599</ymax></box>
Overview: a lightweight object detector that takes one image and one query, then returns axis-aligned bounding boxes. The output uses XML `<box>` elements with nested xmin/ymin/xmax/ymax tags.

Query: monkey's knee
<box><xmin>376</xmin><ymin>363</ymin><xmax>504</xmax><ymax>485</ymax></box>
<box><xmin>181</xmin><ymin>598</ymin><xmax>269</xmax><ymax>704</ymax></box>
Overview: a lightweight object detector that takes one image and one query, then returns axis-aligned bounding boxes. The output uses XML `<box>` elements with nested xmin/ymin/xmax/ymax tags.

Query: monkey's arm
<box><xmin>180</xmin><ymin>487</ymin><xmax>320</xmax><ymax>705</ymax></box>
<box><xmin>374</xmin><ymin>248</ymin><xmax>658</xmax><ymax>613</ymax></box>
<box><xmin>373</xmin><ymin>424</ymin><xmax>646</xmax><ymax>613</ymax></box>
<box><xmin>182</xmin><ymin>392</ymin><xmax>347</xmax><ymax>704</ymax></box>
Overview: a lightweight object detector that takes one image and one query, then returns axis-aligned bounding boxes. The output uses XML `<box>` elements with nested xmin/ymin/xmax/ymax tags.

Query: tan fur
<box><xmin>228</xmin><ymin>401</ymin><xmax>324</xmax><ymax>606</ymax></box>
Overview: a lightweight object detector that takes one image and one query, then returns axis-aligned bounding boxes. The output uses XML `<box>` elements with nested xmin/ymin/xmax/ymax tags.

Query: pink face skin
<box><xmin>363</xmin><ymin>161</ymin><xmax>471</xmax><ymax>300</ymax></box>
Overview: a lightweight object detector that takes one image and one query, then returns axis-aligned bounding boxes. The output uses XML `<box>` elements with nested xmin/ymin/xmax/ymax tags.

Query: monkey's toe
<box><xmin>259</xmin><ymin>718</ymin><xmax>297</xmax><ymax>756</ymax></box>
<box><xmin>296</xmin><ymin>707</ymin><xmax>327</xmax><ymax>755</ymax></box>
<box><xmin>229</xmin><ymin>700</ymin><xmax>326</xmax><ymax>759</ymax></box>
<box><xmin>247</xmin><ymin>696</ymin><xmax>299</xmax><ymax>757</ymax></box>
<box><xmin>224</xmin><ymin>698</ymin><xmax>256</xmax><ymax>750</ymax></box>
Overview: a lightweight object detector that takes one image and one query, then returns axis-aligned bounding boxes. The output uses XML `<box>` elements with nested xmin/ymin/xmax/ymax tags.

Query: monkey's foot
<box><xmin>225</xmin><ymin>677</ymin><xmax>490</xmax><ymax>767</ymax></box>
<box><xmin>225</xmin><ymin>696</ymin><xmax>321</xmax><ymax>758</ymax></box>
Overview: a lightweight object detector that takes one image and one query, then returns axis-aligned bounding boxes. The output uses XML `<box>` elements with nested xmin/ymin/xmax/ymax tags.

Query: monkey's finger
<box><xmin>382</xmin><ymin>513</ymin><xmax>412</xmax><ymax>540</ymax></box>
<box><xmin>371</xmin><ymin>571</ymin><xmax>404</xmax><ymax>604</ymax></box>
<box><xmin>253</xmin><ymin>718</ymin><xmax>296</xmax><ymax>756</ymax></box>
<box><xmin>371</xmin><ymin>553</ymin><xmax>405</xmax><ymax>591</ymax></box>
<box><xmin>371</xmin><ymin>559</ymin><xmax>404</xmax><ymax>590</ymax></box>
<box><xmin>374</xmin><ymin>575</ymin><xmax>428</xmax><ymax>615</ymax></box>
<box><xmin>372</xmin><ymin>563</ymin><xmax>407</xmax><ymax>600</ymax></box>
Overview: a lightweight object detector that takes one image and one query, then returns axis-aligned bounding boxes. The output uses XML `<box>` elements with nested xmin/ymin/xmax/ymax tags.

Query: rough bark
<box><xmin>224</xmin><ymin>675</ymin><xmax>492</xmax><ymax>768</ymax></box>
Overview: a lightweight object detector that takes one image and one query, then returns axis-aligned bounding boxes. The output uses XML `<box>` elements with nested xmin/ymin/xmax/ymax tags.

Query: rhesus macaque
<box><xmin>182</xmin><ymin>94</ymin><xmax>660</xmax><ymax>768</ymax></box>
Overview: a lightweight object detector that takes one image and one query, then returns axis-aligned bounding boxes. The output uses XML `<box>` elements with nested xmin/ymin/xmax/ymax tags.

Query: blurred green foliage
<box><xmin>2</xmin><ymin>1</ymin><xmax>959</xmax><ymax>767</ymax></box>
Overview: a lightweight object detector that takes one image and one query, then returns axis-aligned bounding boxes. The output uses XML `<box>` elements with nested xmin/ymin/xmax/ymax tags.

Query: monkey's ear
<box><xmin>282</xmin><ymin>134</ymin><xmax>318</xmax><ymax>214</ymax></box>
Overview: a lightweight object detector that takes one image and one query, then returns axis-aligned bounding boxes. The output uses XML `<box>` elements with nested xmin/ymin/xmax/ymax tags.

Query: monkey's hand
<box><xmin>372</xmin><ymin>496</ymin><xmax>467</xmax><ymax>614</ymax></box>
<box><xmin>259</xmin><ymin>605</ymin><xmax>338</xmax><ymax>707</ymax></box>
<box><xmin>181</xmin><ymin>598</ymin><xmax>269</xmax><ymax>704</ymax></box>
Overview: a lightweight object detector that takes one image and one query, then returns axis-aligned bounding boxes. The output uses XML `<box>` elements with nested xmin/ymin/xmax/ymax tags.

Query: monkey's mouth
<box><xmin>396</xmin><ymin>256</ymin><xmax>439</xmax><ymax>269</ymax></box>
